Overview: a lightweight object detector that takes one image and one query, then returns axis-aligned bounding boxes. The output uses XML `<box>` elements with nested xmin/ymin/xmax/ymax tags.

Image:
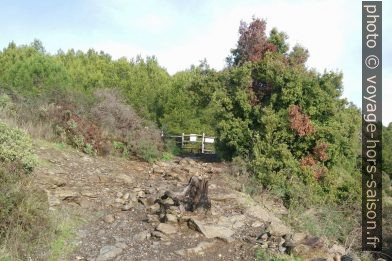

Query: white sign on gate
<box><xmin>204</xmin><ymin>137</ymin><xmax>214</xmax><ymax>144</ymax></box>
<box><xmin>189</xmin><ymin>134</ymin><xmax>197</xmax><ymax>142</ymax></box>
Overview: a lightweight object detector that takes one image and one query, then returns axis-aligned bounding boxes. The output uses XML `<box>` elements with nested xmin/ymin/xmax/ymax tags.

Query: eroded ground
<box><xmin>33</xmin><ymin>142</ymin><xmax>352</xmax><ymax>261</ymax></box>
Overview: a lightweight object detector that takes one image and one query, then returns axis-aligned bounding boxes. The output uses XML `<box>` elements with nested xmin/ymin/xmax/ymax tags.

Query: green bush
<box><xmin>0</xmin><ymin>121</ymin><xmax>37</xmax><ymax>171</ymax></box>
<box><xmin>163</xmin><ymin>139</ymin><xmax>182</xmax><ymax>156</ymax></box>
<box><xmin>131</xmin><ymin>139</ymin><xmax>161</xmax><ymax>163</ymax></box>
<box><xmin>0</xmin><ymin>122</ymin><xmax>53</xmax><ymax>259</ymax></box>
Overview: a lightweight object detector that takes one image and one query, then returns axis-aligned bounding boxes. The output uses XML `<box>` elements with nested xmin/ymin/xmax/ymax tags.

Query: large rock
<box><xmin>329</xmin><ymin>244</ymin><xmax>346</xmax><ymax>255</ymax></box>
<box><xmin>245</xmin><ymin>205</ymin><xmax>291</xmax><ymax>236</ymax></box>
<box><xmin>151</xmin><ymin>230</ymin><xmax>169</xmax><ymax>241</ymax></box>
<box><xmin>165</xmin><ymin>214</ymin><xmax>178</xmax><ymax>223</ymax></box>
<box><xmin>188</xmin><ymin>218</ymin><xmax>234</xmax><ymax>242</ymax></box>
<box><xmin>156</xmin><ymin>223</ymin><xmax>177</xmax><ymax>235</ymax></box>
<box><xmin>292</xmin><ymin>232</ymin><xmax>308</xmax><ymax>244</ymax></box>
<box><xmin>95</xmin><ymin>244</ymin><xmax>124</xmax><ymax>261</ymax></box>
<box><xmin>218</xmin><ymin>215</ymin><xmax>246</xmax><ymax>229</ymax></box>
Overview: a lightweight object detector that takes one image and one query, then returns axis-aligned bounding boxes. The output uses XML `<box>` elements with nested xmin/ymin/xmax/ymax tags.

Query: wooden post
<box><xmin>202</xmin><ymin>133</ymin><xmax>205</xmax><ymax>154</ymax></box>
<box><xmin>181</xmin><ymin>133</ymin><xmax>184</xmax><ymax>149</ymax></box>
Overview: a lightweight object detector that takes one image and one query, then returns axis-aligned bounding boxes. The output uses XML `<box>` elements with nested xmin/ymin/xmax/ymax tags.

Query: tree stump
<box><xmin>181</xmin><ymin>176</ymin><xmax>211</xmax><ymax>211</ymax></box>
<box><xmin>157</xmin><ymin>176</ymin><xmax>211</xmax><ymax>213</ymax></box>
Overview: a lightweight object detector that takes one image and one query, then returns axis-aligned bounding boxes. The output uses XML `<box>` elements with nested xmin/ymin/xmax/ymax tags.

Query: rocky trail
<box><xmin>33</xmin><ymin>142</ymin><xmax>350</xmax><ymax>261</ymax></box>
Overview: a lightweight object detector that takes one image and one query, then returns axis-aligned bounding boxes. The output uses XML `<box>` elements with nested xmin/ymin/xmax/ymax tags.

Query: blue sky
<box><xmin>1</xmin><ymin>0</ymin><xmax>391</xmax><ymax>124</ymax></box>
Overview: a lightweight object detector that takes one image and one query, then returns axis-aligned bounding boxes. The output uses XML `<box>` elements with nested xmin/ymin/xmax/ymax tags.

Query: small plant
<box><xmin>112</xmin><ymin>141</ymin><xmax>129</xmax><ymax>158</ymax></box>
<box><xmin>83</xmin><ymin>143</ymin><xmax>96</xmax><ymax>156</ymax></box>
<box><xmin>256</xmin><ymin>248</ymin><xmax>303</xmax><ymax>261</ymax></box>
<box><xmin>161</xmin><ymin>152</ymin><xmax>173</xmax><ymax>161</ymax></box>
<box><xmin>72</xmin><ymin>134</ymin><xmax>85</xmax><ymax>150</ymax></box>
<box><xmin>66</xmin><ymin>119</ymin><xmax>78</xmax><ymax>129</ymax></box>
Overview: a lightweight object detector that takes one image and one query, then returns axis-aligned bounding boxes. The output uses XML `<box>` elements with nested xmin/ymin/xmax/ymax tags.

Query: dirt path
<box><xmin>33</xmin><ymin>142</ymin><xmax>345</xmax><ymax>261</ymax></box>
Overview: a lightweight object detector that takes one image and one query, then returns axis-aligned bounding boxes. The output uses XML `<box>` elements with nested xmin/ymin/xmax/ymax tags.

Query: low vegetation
<box><xmin>0</xmin><ymin>122</ymin><xmax>52</xmax><ymax>259</ymax></box>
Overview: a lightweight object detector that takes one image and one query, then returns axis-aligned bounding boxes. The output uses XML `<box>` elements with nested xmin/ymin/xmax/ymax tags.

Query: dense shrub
<box><xmin>32</xmin><ymin>88</ymin><xmax>164</xmax><ymax>161</ymax></box>
<box><xmin>0</xmin><ymin>121</ymin><xmax>37</xmax><ymax>171</ymax></box>
<box><xmin>91</xmin><ymin>89</ymin><xmax>163</xmax><ymax>161</ymax></box>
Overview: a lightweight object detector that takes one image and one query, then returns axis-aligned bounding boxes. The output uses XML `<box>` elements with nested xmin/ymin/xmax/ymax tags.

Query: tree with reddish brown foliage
<box><xmin>300</xmin><ymin>155</ymin><xmax>317</xmax><ymax>167</ymax></box>
<box><xmin>288</xmin><ymin>105</ymin><xmax>315</xmax><ymax>137</ymax></box>
<box><xmin>228</xmin><ymin>18</ymin><xmax>277</xmax><ymax>66</ymax></box>
<box><xmin>300</xmin><ymin>154</ymin><xmax>327</xmax><ymax>180</ymax></box>
<box><xmin>313</xmin><ymin>142</ymin><xmax>329</xmax><ymax>161</ymax></box>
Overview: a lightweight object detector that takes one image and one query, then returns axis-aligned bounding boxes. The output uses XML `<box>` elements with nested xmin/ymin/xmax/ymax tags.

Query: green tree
<box><xmin>159</xmin><ymin>62</ymin><xmax>221</xmax><ymax>135</ymax></box>
<box><xmin>216</xmin><ymin>20</ymin><xmax>361</xmax><ymax>207</ymax></box>
<box><xmin>0</xmin><ymin>49</ymin><xmax>69</xmax><ymax>97</ymax></box>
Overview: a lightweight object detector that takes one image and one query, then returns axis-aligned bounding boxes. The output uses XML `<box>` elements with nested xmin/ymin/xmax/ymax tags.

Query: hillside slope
<box><xmin>32</xmin><ymin>141</ymin><xmax>354</xmax><ymax>261</ymax></box>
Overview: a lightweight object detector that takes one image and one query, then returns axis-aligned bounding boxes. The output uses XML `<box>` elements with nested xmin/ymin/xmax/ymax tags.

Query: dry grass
<box><xmin>0</xmin><ymin>168</ymin><xmax>53</xmax><ymax>260</ymax></box>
